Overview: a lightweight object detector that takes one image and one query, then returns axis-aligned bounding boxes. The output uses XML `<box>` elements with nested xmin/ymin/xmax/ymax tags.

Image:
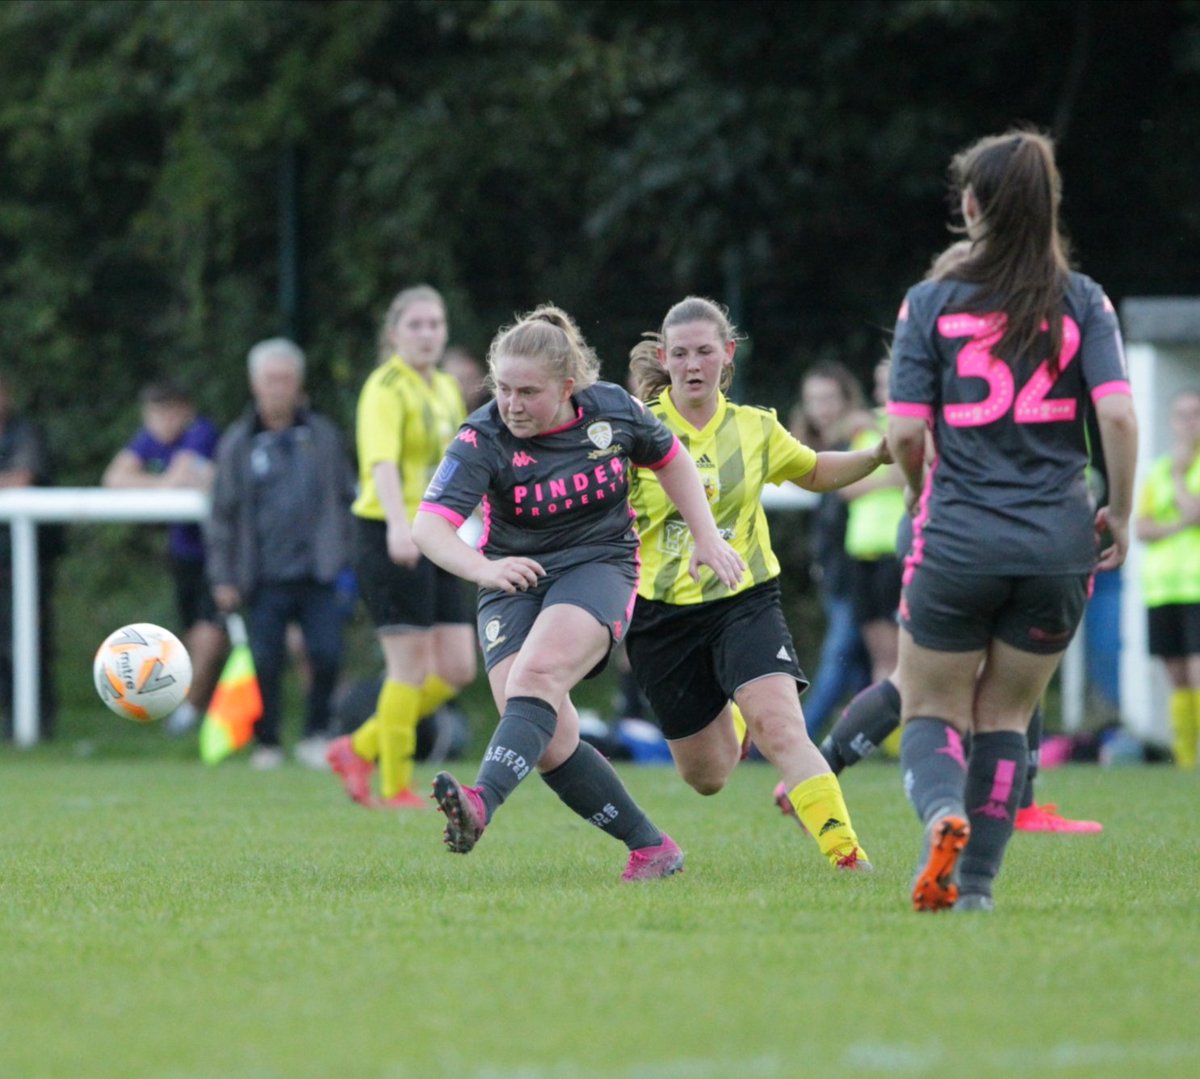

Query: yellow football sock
<box><xmin>731</xmin><ymin>703</ymin><xmax>747</xmax><ymax>749</ymax></box>
<box><xmin>378</xmin><ymin>680</ymin><xmax>423</xmax><ymax>798</ymax></box>
<box><xmin>1192</xmin><ymin>689</ymin><xmax>1200</xmax><ymax>767</ymax></box>
<box><xmin>351</xmin><ymin>673</ymin><xmax>457</xmax><ymax>762</ymax></box>
<box><xmin>351</xmin><ymin>717</ymin><xmax>380</xmax><ymax>762</ymax></box>
<box><xmin>788</xmin><ymin>772</ymin><xmax>869</xmax><ymax>868</ymax></box>
<box><xmin>1170</xmin><ymin>689</ymin><xmax>1198</xmax><ymax>769</ymax></box>
<box><xmin>419</xmin><ymin>673</ymin><xmax>458</xmax><ymax>718</ymax></box>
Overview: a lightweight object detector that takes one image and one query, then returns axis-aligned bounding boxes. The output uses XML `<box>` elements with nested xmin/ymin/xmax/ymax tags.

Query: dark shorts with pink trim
<box><xmin>626</xmin><ymin>579</ymin><xmax>809</xmax><ymax>740</ymax></box>
<box><xmin>900</xmin><ymin>563</ymin><xmax>1090</xmax><ymax>655</ymax></box>
<box><xmin>475</xmin><ymin>558</ymin><xmax>637</xmax><ymax>676</ymax></box>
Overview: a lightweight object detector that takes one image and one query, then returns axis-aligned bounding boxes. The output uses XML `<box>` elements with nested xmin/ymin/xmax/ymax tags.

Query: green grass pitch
<box><xmin>2</xmin><ymin>743</ymin><xmax>1197</xmax><ymax>1078</ymax></box>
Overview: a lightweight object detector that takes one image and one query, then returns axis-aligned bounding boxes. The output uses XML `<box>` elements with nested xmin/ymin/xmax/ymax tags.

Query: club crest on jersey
<box><xmin>483</xmin><ymin>617</ymin><xmax>507</xmax><ymax>652</ymax></box>
<box><xmin>586</xmin><ymin>421</ymin><xmax>613</xmax><ymax>450</ymax></box>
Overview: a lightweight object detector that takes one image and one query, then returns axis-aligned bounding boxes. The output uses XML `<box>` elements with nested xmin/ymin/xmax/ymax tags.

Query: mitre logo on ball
<box><xmin>93</xmin><ymin>622</ymin><xmax>193</xmax><ymax>722</ymax></box>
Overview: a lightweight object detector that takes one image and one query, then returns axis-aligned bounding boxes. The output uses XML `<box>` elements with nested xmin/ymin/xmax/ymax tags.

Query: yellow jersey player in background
<box><xmin>327</xmin><ymin>285</ymin><xmax>477</xmax><ymax>807</ymax></box>
<box><xmin>625</xmin><ymin>296</ymin><xmax>889</xmax><ymax>871</ymax></box>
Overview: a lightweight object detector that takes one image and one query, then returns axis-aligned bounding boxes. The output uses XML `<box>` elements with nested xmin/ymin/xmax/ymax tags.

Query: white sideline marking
<box><xmin>472</xmin><ymin>1058</ymin><xmax>783</xmax><ymax>1079</ymax></box>
<box><xmin>843</xmin><ymin>1040</ymin><xmax>1200</xmax><ymax>1073</ymax></box>
<box><xmin>462</xmin><ymin>1041</ymin><xmax>1200</xmax><ymax>1079</ymax></box>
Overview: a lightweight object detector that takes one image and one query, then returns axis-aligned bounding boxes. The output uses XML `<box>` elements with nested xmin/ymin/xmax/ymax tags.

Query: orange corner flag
<box><xmin>199</xmin><ymin>613</ymin><xmax>263</xmax><ymax>765</ymax></box>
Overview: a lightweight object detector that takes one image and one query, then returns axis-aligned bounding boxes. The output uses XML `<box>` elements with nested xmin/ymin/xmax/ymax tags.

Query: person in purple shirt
<box><xmin>103</xmin><ymin>380</ymin><xmax>225</xmax><ymax>733</ymax></box>
<box><xmin>887</xmin><ymin>130</ymin><xmax>1138</xmax><ymax>913</ymax></box>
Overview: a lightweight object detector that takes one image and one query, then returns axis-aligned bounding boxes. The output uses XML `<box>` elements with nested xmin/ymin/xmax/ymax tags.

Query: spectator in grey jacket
<box><xmin>207</xmin><ymin>339</ymin><xmax>355</xmax><ymax>770</ymax></box>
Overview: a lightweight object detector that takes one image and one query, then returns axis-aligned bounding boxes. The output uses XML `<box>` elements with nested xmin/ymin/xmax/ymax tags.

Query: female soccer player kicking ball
<box><xmin>412</xmin><ymin>305</ymin><xmax>744</xmax><ymax>880</ymax></box>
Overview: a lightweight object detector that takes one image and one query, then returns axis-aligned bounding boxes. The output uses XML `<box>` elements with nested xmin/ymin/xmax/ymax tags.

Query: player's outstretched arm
<box><xmin>799</xmin><ymin>440</ymin><xmax>893</xmax><ymax>493</ymax></box>
<box><xmin>412</xmin><ymin>509</ymin><xmax>544</xmax><ymax>593</ymax></box>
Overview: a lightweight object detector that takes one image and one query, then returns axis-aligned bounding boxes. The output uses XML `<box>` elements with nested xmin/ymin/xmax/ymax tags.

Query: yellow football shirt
<box><xmin>352</xmin><ymin>355</ymin><xmax>466</xmax><ymax>522</ymax></box>
<box><xmin>630</xmin><ymin>389</ymin><xmax>817</xmax><ymax>605</ymax></box>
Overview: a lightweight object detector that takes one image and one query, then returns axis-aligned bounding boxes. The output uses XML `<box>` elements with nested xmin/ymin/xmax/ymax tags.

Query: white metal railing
<box><xmin>0</xmin><ymin>487</ymin><xmax>209</xmax><ymax>746</ymax></box>
<box><xmin>0</xmin><ymin>481</ymin><xmax>1101</xmax><ymax>746</ymax></box>
<box><xmin>0</xmin><ymin>484</ymin><xmax>816</xmax><ymax>747</ymax></box>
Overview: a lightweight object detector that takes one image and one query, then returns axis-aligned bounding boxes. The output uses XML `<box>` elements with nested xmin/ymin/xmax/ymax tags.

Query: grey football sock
<box><xmin>540</xmin><ymin>741</ymin><xmax>662</xmax><ymax>851</ymax></box>
<box><xmin>1022</xmin><ymin>705</ymin><xmax>1043</xmax><ymax>809</ymax></box>
<box><xmin>820</xmin><ymin>678</ymin><xmax>901</xmax><ymax>773</ymax></box>
<box><xmin>900</xmin><ymin>717</ymin><xmax>968</xmax><ymax>824</ymax></box>
<box><xmin>960</xmin><ymin>730</ymin><xmax>1028</xmax><ymax>898</ymax></box>
<box><xmin>474</xmin><ymin>696</ymin><xmax>557</xmax><ymax>819</ymax></box>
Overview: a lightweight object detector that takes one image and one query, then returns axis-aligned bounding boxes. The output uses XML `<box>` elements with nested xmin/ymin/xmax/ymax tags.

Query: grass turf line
<box><xmin>1</xmin><ymin>750</ymin><xmax>1196</xmax><ymax>1078</ymax></box>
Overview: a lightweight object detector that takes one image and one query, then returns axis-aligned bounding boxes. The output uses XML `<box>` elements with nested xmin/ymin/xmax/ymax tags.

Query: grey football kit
<box><xmin>890</xmin><ymin>271</ymin><xmax>1129</xmax><ymax>579</ymax></box>
<box><xmin>891</xmin><ymin>270</ymin><xmax>1133</xmax><ymax>906</ymax></box>
<box><xmin>420</xmin><ymin>381</ymin><xmax>680</xmax><ymax>859</ymax></box>
<box><xmin>420</xmin><ymin>381</ymin><xmax>679</xmax><ymax>670</ymax></box>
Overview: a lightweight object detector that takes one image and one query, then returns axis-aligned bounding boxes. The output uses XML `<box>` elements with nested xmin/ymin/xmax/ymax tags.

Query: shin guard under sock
<box><xmin>1170</xmin><ymin>689</ymin><xmax>1198</xmax><ymax>769</ymax></box>
<box><xmin>540</xmin><ymin>741</ymin><xmax>661</xmax><ymax>850</ymax></box>
<box><xmin>378</xmin><ymin>680</ymin><xmax>422</xmax><ymax>798</ymax></box>
<box><xmin>475</xmin><ymin>696</ymin><xmax>557</xmax><ymax>818</ymax></box>
<box><xmin>351</xmin><ymin>716</ymin><xmax>380</xmax><ymax>762</ymax></box>
<box><xmin>1021</xmin><ymin>704</ymin><xmax>1044</xmax><ymax>808</ymax></box>
<box><xmin>819</xmin><ymin>678</ymin><xmax>902</xmax><ymax>773</ymax></box>
<box><xmin>959</xmin><ymin>730</ymin><xmax>1028</xmax><ymax>898</ymax></box>
<box><xmin>788</xmin><ymin>772</ymin><xmax>868</xmax><ymax>864</ymax></box>
<box><xmin>900</xmin><ymin>717</ymin><xmax>968</xmax><ymax>824</ymax></box>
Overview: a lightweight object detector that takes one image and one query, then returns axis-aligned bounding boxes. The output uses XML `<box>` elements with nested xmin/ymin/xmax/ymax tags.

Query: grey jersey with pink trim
<box><xmin>889</xmin><ymin>271</ymin><xmax>1129</xmax><ymax>575</ymax></box>
<box><xmin>420</xmin><ymin>381</ymin><xmax>677</xmax><ymax>573</ymax></box>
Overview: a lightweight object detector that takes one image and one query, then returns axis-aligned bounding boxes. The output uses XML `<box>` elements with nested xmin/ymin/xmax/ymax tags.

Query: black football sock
<box><xmin>540</xmin><ymin>741</ymin><xmax>662</xmax><ymax>850</ymax></box>
<box><xmin>959</xmin><ymin>730</ymin><xmax>1028</xmax><ymax>898</ymax></box>
<box><xmin>474</xmin><ymin>696</ymin><xmax>557</xmax><ymax>819</ymax></box>
<box><xmin>899</xmin><ymin>716</ymin><xmax>968</xmax><ymax>824</ymax></box>
<box><xmin>819</xmin><ymin>678</ymin><xmax>902</xmax><ymax>773</ymax></box>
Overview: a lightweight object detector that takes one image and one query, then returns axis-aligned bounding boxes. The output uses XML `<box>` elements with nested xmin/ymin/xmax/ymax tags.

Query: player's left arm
<box><xmin>798</xmin><ymin>440</ymin><xmax>893</xmax><ymax>493</ymax></box>
<box><xmin>1094</xmin><ymin>393</ymin><xmax>1137</xmax><ymax>571</ymax></box>
<box><xmin>886</xmin><ymin>415</ymin><xmax>927</xmax><ymax>502</ymax></box>
<box><xmin>1082</xmin><ymin>290</ymin><xmax>1137</xmax><ymax>570</ymax></box>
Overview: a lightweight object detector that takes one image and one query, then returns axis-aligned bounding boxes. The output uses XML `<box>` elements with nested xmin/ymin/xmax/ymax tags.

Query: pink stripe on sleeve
<box><xmin>477</xmin><ymin>495</ymin><xmax>493</xmax><ymax>550</ymax></box>
<box><xmin>887</xmin><ymin>401</ymin><xmax>934</xmax><ymax>421</ymax></box>
<box><xmin>418</xmin><ymin>502</ymin><xmax>465</xmax><ymax>529</ymax></box>
<box><xmin>1091</xmin><ymin>380</ymin><xmax>1131</xmax><ymax>402</ymax></box>
<box><xmin>647</xmin><ymin>435</ymin><xmax>682</xmax><ymax>472</ymax></box>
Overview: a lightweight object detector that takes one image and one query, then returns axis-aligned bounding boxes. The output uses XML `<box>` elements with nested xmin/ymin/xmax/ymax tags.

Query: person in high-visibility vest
<box><xmin>1135</xmin><ymin>388</ymin><xmax>1200</xmax><ymax>768</ymax></box>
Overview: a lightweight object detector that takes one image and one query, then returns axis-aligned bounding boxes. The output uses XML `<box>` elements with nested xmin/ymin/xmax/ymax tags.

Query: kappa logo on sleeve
<box><xmin>456</xmin><ymin>428</ymin><xmax>479</xmax><ymax>448</ymax></box>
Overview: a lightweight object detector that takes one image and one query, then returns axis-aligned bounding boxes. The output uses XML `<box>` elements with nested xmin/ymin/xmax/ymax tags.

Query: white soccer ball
<box><xmin>93</xmin><ymin>623</ymin><xmax>193</xmax><ymax>723</ymax></box>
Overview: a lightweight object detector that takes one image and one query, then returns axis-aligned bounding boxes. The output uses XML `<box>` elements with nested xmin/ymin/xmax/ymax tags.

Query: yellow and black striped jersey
<box><xmin>352</xmin><ymin>354</ymin><xmax>466</xmax><ymax>522</ymax></box>
<box><xmin>630</xmin><ymin>389</ymin><xmax>817</xmax><ymax>605</ymax></box>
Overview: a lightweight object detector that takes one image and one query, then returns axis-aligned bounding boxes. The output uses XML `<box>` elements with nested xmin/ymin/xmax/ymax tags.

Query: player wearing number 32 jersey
<box><xmin>888</xmin><ymin>130</ymin><xmax>1137</xmax><ymax>915</ymax></box>
<box><xmin>890</xmin><ymin>272</ymin><xmax>1128</xmax><ymax>576</ymax></box>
